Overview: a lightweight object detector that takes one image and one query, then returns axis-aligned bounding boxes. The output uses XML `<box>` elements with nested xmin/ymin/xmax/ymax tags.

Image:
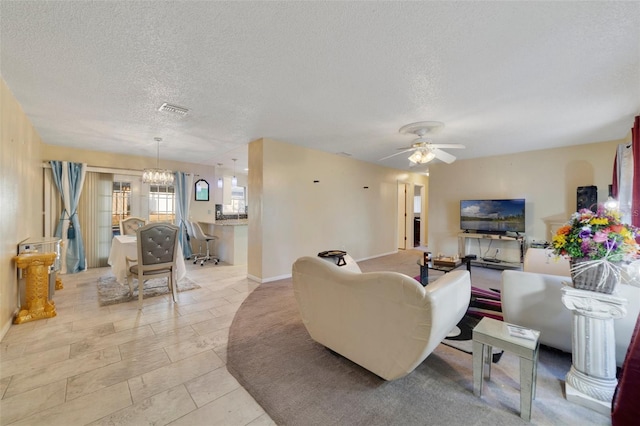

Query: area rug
<box><xmin>227</xmin><ymin>278</ymin><xmax>609</xmax><ymax>426</ymax></box>
<box><xmin>414</xmin><ymin>270</ymin><xmax>505</xmax><ymax>361</ymax></box>
<box><xmin>443</xmin><ymin>286</ymin><xmax>504</xmax><ymax>362</ymax></box>
<box><xmin>97</xmin><ymin>274</ymin><xmax>200</xmax><ymax>306</ymax></box>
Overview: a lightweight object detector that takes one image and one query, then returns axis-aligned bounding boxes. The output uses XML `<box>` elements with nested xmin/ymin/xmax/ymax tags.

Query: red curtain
<box><xmin>611</xmin><ymin>313</ymin><xmax>640</xmax><ymax>425</ymax></box>
<box><xmin>632</xmin><ymin>115</ymin><xmax>640</xmax><ymax>228</ymax></box>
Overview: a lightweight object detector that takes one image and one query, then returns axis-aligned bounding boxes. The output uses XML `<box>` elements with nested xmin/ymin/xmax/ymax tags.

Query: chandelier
<box><xmin>142</xmin><ymin>137</ymin><xmax>174</xmax><ymax>186</ymax></box>
<box><xmin>408</xmin><ymin>149</ymin><xmax>436</xmax><ymax>165</ymax></box>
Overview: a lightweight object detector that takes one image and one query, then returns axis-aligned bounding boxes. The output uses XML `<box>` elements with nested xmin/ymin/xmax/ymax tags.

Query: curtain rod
<box><xmin>42</xmin><ymin>162</ymin><xmax>192</xmax><ymax>176</ymax></box>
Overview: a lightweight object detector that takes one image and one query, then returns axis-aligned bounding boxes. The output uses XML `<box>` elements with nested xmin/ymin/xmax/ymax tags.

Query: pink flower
<box><xmin>593</xmin><ymin>231</ymin><xmax>610</xmax><ymax>243</ymax></box>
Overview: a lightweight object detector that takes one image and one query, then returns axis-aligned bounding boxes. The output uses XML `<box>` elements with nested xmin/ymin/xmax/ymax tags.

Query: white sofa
<box><xmin>292</xmin><ymin>254</ymin><xmax>471</xmax><ymax>380</ymax></box>
<box><xmin>501</xmin><ymin>248</ymin><xmax>640</xmax><ymax>366</ymax></box>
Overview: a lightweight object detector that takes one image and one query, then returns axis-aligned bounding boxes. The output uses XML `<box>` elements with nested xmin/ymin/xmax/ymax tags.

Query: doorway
<box><xmin>413</xmin><ymin>185</ymin><xmax>423</xmax><ymax>247</ymax></box>
<box><xmin>397</xmin><ymin>182</ymin><xmax>408</xmax><ymax>250</ymax></box>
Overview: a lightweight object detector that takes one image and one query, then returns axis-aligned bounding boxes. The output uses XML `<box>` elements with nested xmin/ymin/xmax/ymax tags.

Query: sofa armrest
<box><xmin>424</xmin><ymin>270</ymin><xmax>471</xmax><ymax>352</ymax></box>
<box><xmin>501</xmin><ymin>269</ymin><xmax>573</xmax><ymax>353</ymax></box>
<box><xmin>523</xmin><ymin>248</ymin><xmax>570</xmax><ymax>277</ymax></box>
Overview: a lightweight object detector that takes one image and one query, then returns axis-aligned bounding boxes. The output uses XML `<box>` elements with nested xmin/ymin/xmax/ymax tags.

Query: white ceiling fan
<box><xmin>380</xmin><ymin>121</ymin><xmax>465</xmax><ymax>165</ymax></box>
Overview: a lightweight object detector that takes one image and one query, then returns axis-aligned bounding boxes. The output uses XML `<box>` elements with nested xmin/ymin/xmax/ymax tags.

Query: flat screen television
<box><xmin>460</xmin><ymin>199</ymin><xmax>525</xmax><ymax>234</ymax></box>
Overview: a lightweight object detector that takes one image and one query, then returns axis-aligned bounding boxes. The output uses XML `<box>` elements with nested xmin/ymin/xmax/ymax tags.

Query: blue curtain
<box><xmin>50</xmin><ymin>161</ymin><xmax>87</xmax><ymax>273</ymax></box>
<box><xmin>174</xmin><ymin>171</ymin><xmax>193</xmax><ymax>259</ymax></box>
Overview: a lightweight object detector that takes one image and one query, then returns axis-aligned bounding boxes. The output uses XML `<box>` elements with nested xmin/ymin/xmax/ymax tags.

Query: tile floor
<box><xmin>0</xmin><ymin>259</ymin><xmax>276</xmax><ymax>426</ymax></box>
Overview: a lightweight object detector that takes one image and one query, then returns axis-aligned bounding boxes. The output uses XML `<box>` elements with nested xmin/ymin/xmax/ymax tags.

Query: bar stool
<box><xmin>189</xmin><ymin>221</ymin><xmax>219</xmax><ymax>266</ymax></box>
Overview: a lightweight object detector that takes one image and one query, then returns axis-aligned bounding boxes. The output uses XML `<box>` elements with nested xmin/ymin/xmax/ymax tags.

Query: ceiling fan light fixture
<box><xmin>408</xmin><ymin>150</ymin><xmax>422</xmax><ymax>164</ymax></box>
<box><xmin>408</xmin><ymin>149</ymin><xmax>435</xmax><ymax>164</ymax></box>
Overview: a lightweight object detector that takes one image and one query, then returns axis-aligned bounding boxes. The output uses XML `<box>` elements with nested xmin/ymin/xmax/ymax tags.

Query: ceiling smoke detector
<box><xmin>158</xmin><ymin>103</ymin><xmax>189</xmax><ymax>116</ymax></box>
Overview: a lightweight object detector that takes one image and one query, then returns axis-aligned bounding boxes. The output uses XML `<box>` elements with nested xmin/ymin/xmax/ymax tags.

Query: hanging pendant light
<box><xmin>142</xmin><ymin>137</ymin><xmax>174</xmax><ymax>185</ymax></box>
<box><xmin>217</xmin><ymin>163</ymin><xmax>223</xmax><ymax>188</ymax></box>
<box><xmin>231</xmin><ymin>158</ymin><xmax>238</xmax><ymax>187</ymax></box>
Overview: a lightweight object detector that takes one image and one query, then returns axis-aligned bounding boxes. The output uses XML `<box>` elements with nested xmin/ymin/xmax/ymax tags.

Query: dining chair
<box><xmin>119</xmin><ymin>216</ymin><xmax>147</xmax><ymax>236</ymax></box>
<box><xmin>127</xmin><ymin>222</ymin><xmax>180</xmax><ymax>309</ymax></box>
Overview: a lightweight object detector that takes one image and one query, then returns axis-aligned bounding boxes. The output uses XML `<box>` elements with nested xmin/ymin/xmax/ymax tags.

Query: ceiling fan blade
<box><xmin>379</xmin><ymin>148</ymin><xmax>415</xmax><ymax>161</ymax></box>
<box><xmin>432</xmin><ymin>148</ymin><xmax>456</xmax><ymax>164</ymax></box>
<box><xmin>429</xmin><ymin>143</ymin><xmax>465</xmax><ymax>150</ymax></box>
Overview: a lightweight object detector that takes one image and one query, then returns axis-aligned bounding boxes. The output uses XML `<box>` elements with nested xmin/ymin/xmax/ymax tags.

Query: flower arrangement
<box><xmin>551</xmin><ymin>205</ymin><xmax>639</xmax><ymax>293</ymax></box>
<box><xmin>551</xmin><ymin>205</ymin><xmax>639</xmax><ymax>263</ymax></box>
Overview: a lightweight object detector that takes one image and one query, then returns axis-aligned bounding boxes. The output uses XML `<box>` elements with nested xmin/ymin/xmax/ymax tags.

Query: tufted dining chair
<box><xmin>127</xmin><ymin>222</ymin><xmax>179</xmax><ymax>309</ymax></box>
<box><xmin>119</xmin><ymin>216</ymin><xmax>147</xmax><ymax>236</ymax></box>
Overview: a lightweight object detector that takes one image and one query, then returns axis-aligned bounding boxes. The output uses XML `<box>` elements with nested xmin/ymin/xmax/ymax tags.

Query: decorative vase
<box><xmin>569</xmin><ymin>258</ymin><xmax>621</xmax><ymax>294</ymax></box>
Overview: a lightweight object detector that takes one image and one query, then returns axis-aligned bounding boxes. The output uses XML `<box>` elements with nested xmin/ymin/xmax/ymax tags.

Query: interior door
<box><xmin>397</xmin><ymin>182</ymin><xmax>407</xmax><ymax>250</ymax></box>
<box><xmin>414</xmin><ymin>184</ymin><xmax>423</xmax><ymax>247</ymax></box>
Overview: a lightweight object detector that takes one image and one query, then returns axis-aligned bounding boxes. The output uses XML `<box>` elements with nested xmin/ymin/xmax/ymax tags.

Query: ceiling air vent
<box><xmin>158</xmin><ymin>103</ymin><xmax>189</xmax><ymax>116</ymax></box>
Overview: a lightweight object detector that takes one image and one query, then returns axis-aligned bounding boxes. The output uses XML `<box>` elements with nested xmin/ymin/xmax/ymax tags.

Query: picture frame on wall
<box><xmin>195</xmin><ymin>179</ymin><xmax>209</xmax><ymax>201</ymax></box>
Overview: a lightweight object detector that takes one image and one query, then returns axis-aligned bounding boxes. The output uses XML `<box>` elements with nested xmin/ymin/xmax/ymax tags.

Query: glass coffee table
<box><xmin>417</xmin><ymin>253</ymin><xmax>473</xmax><ymax>285</ymax></box>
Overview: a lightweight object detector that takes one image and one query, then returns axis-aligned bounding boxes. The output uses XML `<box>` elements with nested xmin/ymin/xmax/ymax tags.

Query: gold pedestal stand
<box><xmin>13</xmin><ymin>252</ymin><xmax>57</xmax><ymax>324</ymax></box>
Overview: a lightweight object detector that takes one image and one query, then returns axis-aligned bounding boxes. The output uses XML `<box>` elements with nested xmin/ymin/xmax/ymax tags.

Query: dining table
<box><xmin>107</xmin><ymin>235</ymin><xmax>187</xmax><ymax>285</ymax></box>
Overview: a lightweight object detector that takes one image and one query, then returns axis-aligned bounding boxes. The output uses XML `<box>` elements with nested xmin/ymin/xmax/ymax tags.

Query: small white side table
<box><xmin>473</xmin><ymin>317</ymin><xmax>541</xmax><ymax>422</ymax></box>
<box><xmin>561</xmin><ymin>286</ymin><xmax>627</xmax><ymax>415</ymax></box>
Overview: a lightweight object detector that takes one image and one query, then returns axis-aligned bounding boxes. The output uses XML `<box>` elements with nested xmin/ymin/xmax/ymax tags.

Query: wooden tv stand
<box><xmin>458</xmin><ymin>232</ymin><xmax>525</xmax><ymax>269</ymax></box>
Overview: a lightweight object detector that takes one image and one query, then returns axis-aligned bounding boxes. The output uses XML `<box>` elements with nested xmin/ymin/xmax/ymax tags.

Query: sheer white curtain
<box><xmin>614</xmin><ymin>143</ymin><xmax>633</xmax><ymax>224</ymax></box>
<box><xmin>78</xmin><ymin>172</ymin><xmax>113</xmax><ymax>268</ymax></box>
<box><xmin>612</xmin><ymin>115</ymin><xmax>639</xmax><ymax>227</ymax></box>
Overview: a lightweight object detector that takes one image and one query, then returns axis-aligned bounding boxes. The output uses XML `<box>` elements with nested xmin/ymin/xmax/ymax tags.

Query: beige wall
<box><xmin>1</xmin><ymin>79</ymin><xmax>44</xmax><ymax>338</ymax></box>
<box><xmin>41</xmin><ymin>143</ymin><xmax>233</xmax><ymax>223</ymax></box>
<box><xmin>427</xmin><ymin>137</ymin><xmax>628</xmax><ymax>261</ymax></box>
<box><xmin>0</xmin><ymin>100</ymin><xmax>241</xmax><ymax>339</ymax></box>
<box><xmin>3</xmin><ymin>70</ymin><xmax>631</xmax><ymax>332</ymax></box>
<box><xmin>248</xmin><ymin>138</ymin><xmax>429</xmax><ymax>282</ymax></box>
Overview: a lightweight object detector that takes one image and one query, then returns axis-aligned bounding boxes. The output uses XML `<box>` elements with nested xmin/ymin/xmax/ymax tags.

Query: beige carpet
<box><xmin>227</xmin><ymin>253</ymin><xmax>610</xmax><ymax>426</ymax></box>
<box><xmin>97</xmin><ymin>274</ymin><xmax>200</xmax><ymax>306</ymax></box>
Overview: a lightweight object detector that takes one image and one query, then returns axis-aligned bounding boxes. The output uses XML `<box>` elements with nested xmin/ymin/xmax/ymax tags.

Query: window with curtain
<box><xmin>79</xmin><ymin>172</ymin><xmax>113</xmax><ymax>268</ymax></box>
<box><xmin>112</xmin><ymin>181</ymin><xmax>131</xmax><ymax>234</ymax></box>
<box><xmin>149</xmin><ymin>184</ymin><xmax>175</xmax><ymax>223</ymax></box>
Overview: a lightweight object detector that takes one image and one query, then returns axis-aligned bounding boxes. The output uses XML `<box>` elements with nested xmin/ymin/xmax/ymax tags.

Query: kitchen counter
<box><xmin>213</xmin><ymin>219</ymin><xmax>248</xmax><ymax>226</ymax></box>
<box><xmin>199</xmin><ymin>220</ymin><xmax>247</xmax><ymax>265</ymax></box>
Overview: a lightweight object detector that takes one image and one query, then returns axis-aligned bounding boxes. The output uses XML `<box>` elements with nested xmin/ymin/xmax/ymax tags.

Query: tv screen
<box><xmin>460</xmin><ymin>199</ymin><xmax>525</xmax><ymax>234</ymax></box>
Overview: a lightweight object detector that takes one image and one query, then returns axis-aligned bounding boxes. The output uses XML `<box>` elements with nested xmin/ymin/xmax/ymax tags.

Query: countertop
<box><xmin>206</xmin><ymin>219</ymin><xmax>248</xmax><ymax>226</ymax></box>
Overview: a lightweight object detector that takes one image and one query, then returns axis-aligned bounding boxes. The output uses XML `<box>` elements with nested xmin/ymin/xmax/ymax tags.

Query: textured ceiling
<box><xmin>1</xmin><ymin>1</ymin><xmax>639</xmax><ymax>173</ymax></box>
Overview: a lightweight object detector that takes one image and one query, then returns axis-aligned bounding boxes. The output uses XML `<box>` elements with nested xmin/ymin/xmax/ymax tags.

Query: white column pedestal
<box><xmin>561</xmin><ymin>286</ymin><xmax>627</xmax><ymax>415</ymax></box>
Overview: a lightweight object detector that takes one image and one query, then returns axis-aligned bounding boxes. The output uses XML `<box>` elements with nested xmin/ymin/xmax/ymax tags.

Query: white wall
<box><xmin>248</xmin><ymin>138</ymin><xmax>429</xmax><ymax>282</ymax></box>
<box><xmin>427</xmin><ymin>137</ymin><xmax>628</xmax><ymax>261</ymax></box>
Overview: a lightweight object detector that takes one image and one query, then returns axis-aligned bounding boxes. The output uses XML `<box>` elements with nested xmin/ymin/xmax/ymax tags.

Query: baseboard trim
<box><xmin>355</xmin><ymin>250</ymin><xmax>398</xmax><ymax>262</ymax></box>
<box><xmin>0</xmin><ymin>309</ymin><xmax>18</xmax><ymax>341</ymax></box>
<box><xmin>247</xmin><ymin>273</ymin><xmax>292</xmax><ymax>284</ymax></box>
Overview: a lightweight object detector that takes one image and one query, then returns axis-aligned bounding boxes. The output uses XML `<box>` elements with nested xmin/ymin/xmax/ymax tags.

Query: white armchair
<box><xmin>292</xmin><ymin>254</ymin><xmax>471</xmax><ymax>380</ymax></box>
